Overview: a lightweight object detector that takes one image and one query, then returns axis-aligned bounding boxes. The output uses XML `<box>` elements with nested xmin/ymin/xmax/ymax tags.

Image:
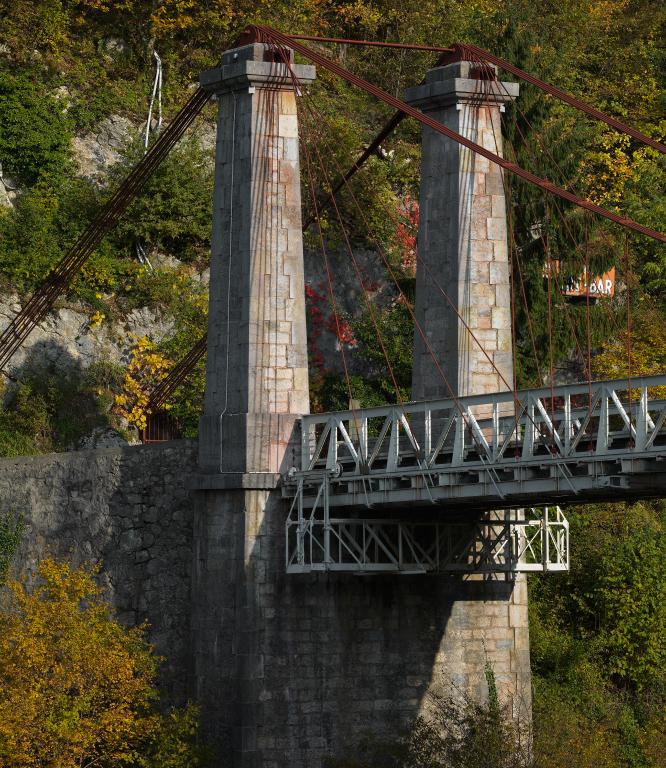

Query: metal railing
<box><xmin>284</xmin><ymin>376</ymin><xmax>666</xmax><ymax>511</ymax></box>
<box><xmin>286</xmin><ymin>472</ymin><xmax>568</xmax><ymax>574</ymax></box>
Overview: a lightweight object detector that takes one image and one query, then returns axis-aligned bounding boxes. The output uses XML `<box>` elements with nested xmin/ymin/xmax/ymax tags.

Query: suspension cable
<box><xmin>0</xmin><ymin>86</ymin><xmax>211</xmax><ymax>373</ymax></box>
<box><xmin>251</xmin><ymin>26</ymin><xmax>666</xmax><ymax>244</ymax></box>
<box><xmin>300</xmin><ymin>96</ymin><xmax>407</xmax><ymax>407</ymax></box>
<box><xmin>455</xmin><ymin>42</ymin><xmax>666</xmax><ymax>155</ymax></box>
<box><xmin>300</xmin><ymin>104</ymin><xmax>360</xmax><ymax>432</ymax></box>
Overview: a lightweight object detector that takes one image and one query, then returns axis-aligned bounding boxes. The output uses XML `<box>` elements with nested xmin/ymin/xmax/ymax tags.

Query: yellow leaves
<box><xmin>579</xmin><ymin>129</ymin><xmax>634</xmax><ymax>206</ymax></box>
<box><xmin>0</xmin><ymin>560</ymin><xmax>156</xmax><ymax>767</ymax></box>
<box><xmin>593</xmin><ymin>306</ymin><xmax>666</xmax><ymax>397</ymax></box>
<box><xmin>89</xmin><ymin>310</ymin><xmax>105</xmax><ymax>328</ymax></box>
<box><xmin>151</xmin><ymin>0</ymin><xmax>199</xmax><ymax>33</ymax></box>
<box><xmin>113</xmin><ymin>336</ymin><xmax>173</xmax><ymax>429</ymax></box>
<box><xmin>0</xmin><ymin>559</ymin><xmax>202</xmax><ymax>767</ymax></box>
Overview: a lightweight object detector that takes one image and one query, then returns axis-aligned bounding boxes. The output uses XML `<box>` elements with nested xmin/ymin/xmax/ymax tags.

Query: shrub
<box><xmin>0</xmin><ymin>558</ymin><xmax>209</xmax><ymax>767</ymax></box>
<box><xmin>0</xmin><ymin>70</ymin><xmax>72</xmax><ymax>186</ymax></box>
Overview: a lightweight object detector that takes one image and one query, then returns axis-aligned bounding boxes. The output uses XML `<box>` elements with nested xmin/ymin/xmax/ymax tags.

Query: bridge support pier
<box><xmin>404</xmin><ymin>59</ymin><xmax>531</xmax><ymax>715</ymax></box>
<box><xmin>192</xmin><ymin>43</ymin><xmax>318</xmax><ymax>765</ymax></box>
<box><xmin>192</xmin><ymin>44</ymin><xmax>530</xmax><ymax>768</ymax></box>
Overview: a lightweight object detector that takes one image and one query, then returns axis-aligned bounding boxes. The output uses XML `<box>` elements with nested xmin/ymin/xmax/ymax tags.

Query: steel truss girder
<box><xmin>284</xmin><ymin>376</ymin><xmax>666</xmax><ymax>512</ymax></box>
<box><xmin>285</xmin><ymin>474</ymin><xmax>569</xmax><ymax>574</ymax></box>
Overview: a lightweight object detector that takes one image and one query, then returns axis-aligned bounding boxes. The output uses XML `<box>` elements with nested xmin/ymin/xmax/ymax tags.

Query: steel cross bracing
<box><xmin>285</xmin><ymin>481</ymin><xmax>569</xmax><ymax>574</ymax></box>
<box><xmin>283</xmin><ymin>375</ymin><xmax>666</xmax><ymax>513</ymax></box>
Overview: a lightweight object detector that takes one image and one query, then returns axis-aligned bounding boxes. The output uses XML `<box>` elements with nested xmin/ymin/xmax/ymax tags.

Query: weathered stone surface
<box><xmin>0</xmin><ymin>293</ymin><xmax>174</xmax><ymax>379</ymax></box>
<box><xmin>199</xmin><ymin>44</ymin><xmax>314</xmax><ymax>474</ymax></box>
<box><xmin>71</xmin><ymin>115</ymin><xmax>135</xmax><ymax>182</ymax></box>
<box><xmin>193</xmin><ymin>485</ymin><xmax>533</xmax><ymax>767</ymax></box>
<box><xmin>0</xmin><ymin>441</ymin><xmax>198</xmax><ymax>704</ymax></box>
<box><xmin>0</xmin><ymin>171</ymin><xmax>20</xmax><ymax>208</ymax></box>
<box><xmin>405</xmin><ymin>61</ymin><xmax>518</xmax><ymax>400</ymax></box>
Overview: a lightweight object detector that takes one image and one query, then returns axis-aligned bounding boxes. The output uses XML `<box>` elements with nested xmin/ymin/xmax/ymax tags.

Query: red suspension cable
<box><xmin>290</xmin><ymin>35</ymin><xmax>454</xmax><ymax>53</ymax></box>
<box><xmin>250</xmin><ymin>27</ymin><xmax>665</xmax><ymax>244</ymax></box>
<box><xmin>457</xmin><ymin>43</ymin><xmax>666</xmax><ymax>156</ymax></box>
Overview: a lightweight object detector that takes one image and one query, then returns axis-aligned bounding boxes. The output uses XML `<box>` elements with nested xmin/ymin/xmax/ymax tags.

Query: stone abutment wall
<box><xmin>0</xmin><ymin>440</ymin><xmax>198</xmax><ymax>704</ymax></box>
<box><xmin>0</xmin><ymin>440</ymin><xmax>530</xmax><ymax>766</ymax></box>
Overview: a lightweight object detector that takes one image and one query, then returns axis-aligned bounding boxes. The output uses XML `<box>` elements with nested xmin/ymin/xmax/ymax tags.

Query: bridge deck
<box><xmin>284</xmin><ymin>376</ymin><xmax>666</xmax><ymax>513</ymax></box>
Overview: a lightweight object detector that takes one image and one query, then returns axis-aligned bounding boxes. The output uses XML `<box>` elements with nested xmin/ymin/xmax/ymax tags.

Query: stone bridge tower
<box><xmin>192</xmin><ymin>44</ymin><xmax>530</xmax><ymax>768</ymax></box>
<box><xmin>404</xmin><ymin>58</ymin><xmax>530</xmax><ymax>710</ymax></box>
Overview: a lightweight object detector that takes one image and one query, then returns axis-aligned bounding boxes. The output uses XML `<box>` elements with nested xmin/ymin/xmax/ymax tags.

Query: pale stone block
<box><xmin>477</xmin><ymin>313</ymin><xmax>492</xmax><ymax>330</ymax></box>
<box><xmin>472</xmin><ymin>240</ymin><xmax>494</xmax><ymax>262</ymax></box>
<box><xmin>485</xmin><ymin>171</ymin><xmax>505</xmax><ymax>195</ymax></box>
<box><xmin>491</xmin><ymin>306</ymin><xmax>511</xmax><ymax>330</ymax></box>
<box><xmin>509</xmin><ymin>604</ymin><xmax>527</xmax><ymax>628</ymax></box>
<box><xmin>490</xmin><ymin>262</ymin><xmax>510</xmax><ymax>285</ymax></box>
<box><xmin>472</xmin><ymin>282</ymin><xmax>495</xmax><ymax>302</ymax></box>
<box><xmin>283</xmin><ymin>137</ymin><xmax>299</xmax><ymax>162</ymax></box>
<box><xmin>492</xmin><ymin>238</ymin><xmax>508</xmax><ymax>262</ymax></box>
<box><xmin>480</xmin><ymin>128</ymin><xmax>499</xmax><ymax>152</ymax></box>
<box><xmin>279</xmin><ymin>114</ymin><xmax>298</xmax><ymax>138</ymax></box>
<box><xmin>293</xmin><ymin>366</ymin><xmax>308</xmax><ymax>392</ymax></box>
<box><xmin>473</xmin><ymin>373</ymin><xmax>503</xmax><ymax>392</ymax></box>
<box><xmin>473</xmin><ymin>155</ymin><xmax>490</xmax><ymax>174</ymax></box>
<box><xmin>473</xmin><ymin>195</ymin><xmax>492</xmax><ymax>218</ymax></box>
<box><xmin>272</xmin><ymin>368</ymin><xmax>294</xmax><ymax>381</ymax></box>
<box><xmin>472</xmin><ymin>358</ymin><xmax>495</xmax><ymax>374</ymax></box>
<box><xmin>487</xmin><ymin>217</ymin><xmax>506</xmax><ymax>240</ymax></box>
<box><xmin>495</xmin><ymin>283</ymin><xmax>510</xmax><ymax>307</ymax></box>
<box><xmin>515</xmin><ymin>626</ymin><xmax>531</xmax><ymax>650</ymax></box>
<box><xmin>466</xmin><ymin>262</ymin><xmax>488</xmax><ymax>286</ymax></box>
<box><xmin>497</xmin><ymin>330</ymin><xmax>513</xmax><ymax>353</ymax></box>
<box><xmin>279</xmin><ymin>93</ymin><xmax>298</xmax><ymax>115</ymax></box>
<box><xmin>471</xmin><ymin>328</ymin><xmax>497</xmax><ymax>344</ymax></box>
<box><xmin>491</xmin><ymin>194</ymin><xmax>506</xmax><ymax>218</ymax></box>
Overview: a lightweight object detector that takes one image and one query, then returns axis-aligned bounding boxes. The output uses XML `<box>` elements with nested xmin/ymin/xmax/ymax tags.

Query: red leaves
<box><xmin>305</xmin><ymin>281</ymin><xmax>357</xmax><ymax>373</ymax></box>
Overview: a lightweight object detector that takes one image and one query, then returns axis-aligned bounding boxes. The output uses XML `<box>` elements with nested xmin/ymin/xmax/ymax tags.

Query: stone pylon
<box><xmin>192</xmin><ymin>43</ymin><xmax>316</xmax><ymax>765</ymax></box>
<box><xmin>198</xmin><ymin>43</ymin><xmax>314</xmax><ymax>475</ymax></box>
<box><xmin>405</xmin><ymin>60</ymin><xmax>519</xmax><ymax>402</ymax></box>
<box><xmin>404</xmin><ymin>60</ymin><xmax>531</xmax><ymax>718</ymax></box>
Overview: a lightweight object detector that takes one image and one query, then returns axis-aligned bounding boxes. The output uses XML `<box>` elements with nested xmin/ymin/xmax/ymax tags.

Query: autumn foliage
<box><xmin>0</xmin><ymin>559</ymin><xmax>204</xmax><ymax>767</ymax></box>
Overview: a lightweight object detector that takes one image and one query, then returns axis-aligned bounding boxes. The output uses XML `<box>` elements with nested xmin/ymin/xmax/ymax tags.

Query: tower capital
<box><xmin>200</xmin><ymin>43</ymin><xmax>316</xmax><ymax>94</ymax></box>
<box><xmin>404</xmin><ymin>60</ymin><xmax>519</xmax><ymax>112</ymax></box>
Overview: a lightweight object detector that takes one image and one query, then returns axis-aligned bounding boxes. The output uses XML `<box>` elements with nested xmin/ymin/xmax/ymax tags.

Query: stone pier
<box><xmin>192</xmin><ymin>43</ymin><xmax>316</xmax><ymax>765</ymax></box>
<box><xmin>405</xmin><ymin>60</ymin><xmax>519</xmax><ymax>401</ymax></box>
<box><xmin>404</xmin><ymin>58</ymin><xmax>531</xmax><ymax>712</ymax></box>
<box><xmin>191</xmin><ymin>45</ymin><xmax>531</xmax><ymax>768</ymax></box>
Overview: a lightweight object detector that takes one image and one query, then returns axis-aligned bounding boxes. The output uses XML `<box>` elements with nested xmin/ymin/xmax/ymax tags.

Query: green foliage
<box><xmin>0</xmin><ymin>176</ymin><xmax>102</xmax><ymax>291</ymax></box>
<box><xmin>113</xmin><ymin>138</ymin><xmax>214</xmax><ymax>264</ymax></box>
<box><xmin>0</xmin><ymin>512</ymin><xmax>23</xmax><ymax>585</ymax></box>
<box><xmin>595</xmin><ymin>525</ymin><xmax>665</xmax><ymax>690</ymax></box>
<box><xmin>0</xmin><ymin>358</ymin><xmax>124</xmax><ymax>456</ymax></box>
<box><xmin>0</xmin><ymin>70</ymin><xmax>72</xmax><ymax>186</ymax></box>
<box><xmin>530</xmin><ymin>501</ymin><xmax>666</xmax><ymax>767</ymax></box>
<box><xmin>352</xmin><ymin>301</ymin><xmax>413</xmax><ymax>400</ymax></box>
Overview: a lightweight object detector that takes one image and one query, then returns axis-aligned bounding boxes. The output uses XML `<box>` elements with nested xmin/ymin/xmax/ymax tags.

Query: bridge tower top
<box><xmin>405</xmin><ymin>60</ymin><xmax>519</xmax><ymax>401</ymax></box>
<box><xmin>198</xmin><ymin>44</ymin><xmax>315</xmax><ymax>475</ymax></box>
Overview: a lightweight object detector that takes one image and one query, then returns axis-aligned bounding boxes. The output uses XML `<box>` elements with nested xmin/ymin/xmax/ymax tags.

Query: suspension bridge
<box><xmin>1</xmin><ymin>26</ymin><xmax>665</xmax><ymax>765</ymax></box>
<box><xmin>0</xmin><ymin>27</ymin><xmax>664</xmax><ymax>579</ymax></box>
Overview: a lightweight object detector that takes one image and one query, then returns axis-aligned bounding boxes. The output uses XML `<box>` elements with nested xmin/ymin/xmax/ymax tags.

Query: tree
<box><xmin>0</xmin><ymin>512</ymin><xmax>22</xmax><ymax>585</ymax></box>
<box><xmin>0</xmin><ymin>558</ymin><xmax>207</xmax><ymax>767</ymax></box>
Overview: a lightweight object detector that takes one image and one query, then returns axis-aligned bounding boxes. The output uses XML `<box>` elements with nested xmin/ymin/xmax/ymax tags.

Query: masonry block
<box><xmin>199</xmin><ymin>43</ymin><xmax>315</xmax><ymax>474</ymax></box>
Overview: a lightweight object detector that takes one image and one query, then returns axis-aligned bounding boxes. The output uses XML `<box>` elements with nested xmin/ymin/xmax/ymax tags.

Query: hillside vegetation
<box><xmin>0</xmin><ymin>0</ymin><xmax>664</xmax><ymax>765</ymax></box>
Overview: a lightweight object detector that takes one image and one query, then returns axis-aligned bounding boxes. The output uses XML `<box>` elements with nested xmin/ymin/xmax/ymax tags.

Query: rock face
<box><xmin>0</xmin><ymin>172</ymin><xmax>20</xmax><ymax>209</ymax></box>
<box><xmin>71</xmin><ymin>115</ymin><xmax>135</xmax><ymax>182</ymax></box>
<box><xmin>0</xmin><ymin>294</ymin><xmax>174</xmax><ymax>379</ymax></box>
